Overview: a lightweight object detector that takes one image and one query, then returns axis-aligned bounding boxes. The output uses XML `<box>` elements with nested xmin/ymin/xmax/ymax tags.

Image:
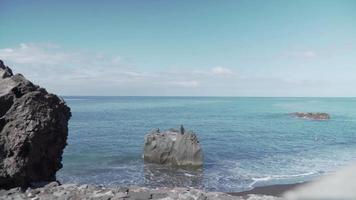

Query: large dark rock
<box><xmin>143</xmin><ymin>127</ymin><xmax>203</xmax><ymax>168</ymax></box>
<box><xmin>0</xmin><ymin>60</ymin><xmax>71</xmax><ymax>189</ymax></box>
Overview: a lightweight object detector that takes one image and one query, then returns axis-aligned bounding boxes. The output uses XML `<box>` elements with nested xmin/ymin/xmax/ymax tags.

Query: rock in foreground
<box><xmin>143</xmin><ymin>127</ymin><xmax>203</xmax><ymax>168</ymax></box>
<box><xmin>291</xmin><ymin>112</ymin><xmax>330</xmax><ymax>120</ymax></box>
<box><xmin>0</xmin><ymin>60</ymin><xmax>71</xmax><ymax>189</ymax></box>
<box><xmin>0</xmin><ymin>183</ymin><xmax>281</xmax><ymax>200</ymax></box>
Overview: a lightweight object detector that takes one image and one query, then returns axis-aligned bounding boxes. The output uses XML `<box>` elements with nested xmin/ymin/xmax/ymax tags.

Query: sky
<box><xmin>0</xmin><ymin>0</ymin><xmax>356</xmax><ymax>96</ymax></box>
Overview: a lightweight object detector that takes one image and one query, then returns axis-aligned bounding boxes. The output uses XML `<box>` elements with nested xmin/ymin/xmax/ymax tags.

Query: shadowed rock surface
<box><xmin>143</xmin><ymin>127</ymin><xmax>203</xmax><ymax>168</ymax></box>
<box><xmin>0</xmin><ymin>60</ymin><xmax>71</xmax><ymax>189</ymax></box>
<box><xmin>291</xmin><ymin>112</ymin><xmax>330</xmax><ymax>120</ymax></box>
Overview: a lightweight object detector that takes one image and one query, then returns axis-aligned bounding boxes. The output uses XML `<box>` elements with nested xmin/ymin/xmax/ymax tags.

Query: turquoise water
<box><xmin>57</xmin><ymin>97</ymin><xmax>356</xmax><ymax>192</ymax></box>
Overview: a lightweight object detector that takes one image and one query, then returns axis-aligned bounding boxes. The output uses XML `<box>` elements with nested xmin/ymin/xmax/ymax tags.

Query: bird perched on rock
<box><xmin>180</xmin><ymin>125</ymin><xmax>185</xmax><ymax>135</ymax></box>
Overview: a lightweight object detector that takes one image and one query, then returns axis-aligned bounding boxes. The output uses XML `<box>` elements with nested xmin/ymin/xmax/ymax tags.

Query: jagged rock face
<box><xmin>0</xmin><ymin>60</ymin><xmax>71</xmax><ymax>189</ymax></box>
<box><xmin>143</xmin><ymin>128</ymin><xmax>203</xmax><ymax>168</ymax></box>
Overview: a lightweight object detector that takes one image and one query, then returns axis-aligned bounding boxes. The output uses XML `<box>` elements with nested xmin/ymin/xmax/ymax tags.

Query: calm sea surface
<box><xmin>57</xmin><ymin>97</ymin><xmax>356</xmax><ymax>192</ymax></box>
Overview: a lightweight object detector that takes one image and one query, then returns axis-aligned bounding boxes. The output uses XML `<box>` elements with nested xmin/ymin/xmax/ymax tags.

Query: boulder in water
<box><xmin>143</xmin><ymin>127</ymin><xmax>203</xmax><ymax>168</ymax></box>
<box><xmin>0</xmin><ymin>60</ymin><xmax>71</xmax><ymax>189</ymax></box>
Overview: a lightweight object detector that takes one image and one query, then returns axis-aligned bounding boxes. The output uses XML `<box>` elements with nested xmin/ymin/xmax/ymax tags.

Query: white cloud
<box><xmin>0</xmin><ymin>43</ymin><xmax>209</xmax><ymax>94</ymax></box>
<box><xmin>210</xmin><ymin>67</ymin><xmax>234</xmax><ymax>77</ymax></box>
<box><xmin>2</xmin><ymin>43</ymin><xmax>349</xmax><ymax>96</ymax></box>
<box><xmin>171</xmin><ymin>80</ymin><xmax>199</xmax><ymax>88</ymax></box>
<box><xmin>190</xmin><ymin>67</ymin><xmax>235</xmax><ymax>78</ymax></box>
<box><xmin>303</xmin><ymin>51</ymin><xmax>316</xmax><ymax>58</ymax></box>
<box><xmin>112</xmin><ymin>56</ymin><xmax>122</xmax><ymax>64</ymax></box>
<box><xmin>284</xmin><ymin>50</ymin><xmax>317</xmax><ymax>59</ymax></box>
<box><xmin>0</xmin><ymin>43</ymin><xmax>148</xmax><ymax>87</ymax></box>
<box><xmin>0</xmin><ymin>43</ymin><xmax>74</xmax><ymax>65</ymax></box>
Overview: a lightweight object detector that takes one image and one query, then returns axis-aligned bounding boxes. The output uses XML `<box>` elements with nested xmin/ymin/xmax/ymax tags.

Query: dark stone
<box><xmin>0</xmin><ymin>60</ymin><xmax>13</xmax><ymax>79</ymax></box>
<box><xmin>291</xmin><ymin>112</ymin><xmax>330</xmax><ymax>120</ymax></box>
<box><xmin>0</xmin><ymin>60</ymin><xmax>71</xmax><ymax>189</ymax></box>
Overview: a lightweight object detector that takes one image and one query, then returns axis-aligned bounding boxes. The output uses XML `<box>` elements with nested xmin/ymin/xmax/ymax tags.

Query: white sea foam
<box><xmin>184</xmin><ymin>173</ymin><xmax>195</xmax><ymax>177</ymax></box>
<box><xmin>249</xmin><ymin>171</ymin><xmax>317</xmax><ymax>187</ymax></box>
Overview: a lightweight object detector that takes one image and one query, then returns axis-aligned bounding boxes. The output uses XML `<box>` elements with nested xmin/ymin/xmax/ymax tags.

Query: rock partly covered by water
<box><xmin>291</xmin><ymin>112</ymin><xmax>330</xmax><ymax>120</ymax></box>
<box><xmin>143</xmin><ymin>127</ymin><xmax>203</xmax><ymax>168</ymax></box>
<box><xmin>0</xmin><ymin>183</ymin><xmax>281</xmax><ymax>200</ymax></box>
<box><xmin>0</xmin><ymin>60</ymin><xmax>71</xmax><ymax>189</ymax></box>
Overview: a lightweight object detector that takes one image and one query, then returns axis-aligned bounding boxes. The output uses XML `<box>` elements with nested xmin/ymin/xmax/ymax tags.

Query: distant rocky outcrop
<box><xmin>0</xmin><ymin>60</ymin><xmax>71</xmax><ymax>189</ymax></box>
<box><xmin>143</xmin><ymin>126</ymin><xmax>203</xmax><ymax>168</ymax></box>
<box><xmin>291</xmin><ymin>112</ymin><xmax>330</xmax><ymax>120</ymax></box>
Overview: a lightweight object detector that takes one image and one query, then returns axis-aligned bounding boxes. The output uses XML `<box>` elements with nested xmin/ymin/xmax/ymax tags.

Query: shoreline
<box><xmin>231</xmin><ymin>182</ymin><xmax>306</xmax><ymax>197</ymax></box>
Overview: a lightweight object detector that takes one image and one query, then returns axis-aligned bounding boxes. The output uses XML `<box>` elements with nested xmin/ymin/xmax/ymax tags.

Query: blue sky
<box><xmin>1</xmin><ymin>0</ymin><xmax>356</xmax><ymax>96</ymax></box>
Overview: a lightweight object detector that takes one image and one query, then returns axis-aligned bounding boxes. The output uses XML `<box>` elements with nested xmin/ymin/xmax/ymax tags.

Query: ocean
<box><xmin>57</xmin><ymin>97</ymin><xmax>356</xmax><ymax>192</ymax></box>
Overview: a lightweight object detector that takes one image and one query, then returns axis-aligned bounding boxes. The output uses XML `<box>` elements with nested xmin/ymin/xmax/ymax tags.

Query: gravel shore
<box><xmin>0</xmin><ymin>182</ymin><xmax>282</xmax><ymax>200</ymax></box>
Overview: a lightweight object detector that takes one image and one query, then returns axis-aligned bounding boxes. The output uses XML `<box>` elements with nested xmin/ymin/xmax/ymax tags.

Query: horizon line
<box><xmin>60</xmin><ymin>95</ymin><xmax>356</xmax><ymax>98</ymax></box>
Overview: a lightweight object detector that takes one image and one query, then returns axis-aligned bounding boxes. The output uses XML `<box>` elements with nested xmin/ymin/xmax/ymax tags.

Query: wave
<box><xmin>184</xmin><ymin>172</ymin><xmax>195</xmax><ymax>177</ymax></box>
<box><xmin>249</xmin><ymin>171</ymin><xmax>317</xmax><ymax>188</ymax></box>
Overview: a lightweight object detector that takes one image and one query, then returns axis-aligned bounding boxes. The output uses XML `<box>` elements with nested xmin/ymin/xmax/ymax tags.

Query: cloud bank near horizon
<box><xmin>0</xmin><ymin>43</ymin><xmax>238</xmax><ymax>95</ymax></box>
<box><xmin>0</xmin><ymin>43</ymin><xmax>355</xmax><ymax>97</ymax></box>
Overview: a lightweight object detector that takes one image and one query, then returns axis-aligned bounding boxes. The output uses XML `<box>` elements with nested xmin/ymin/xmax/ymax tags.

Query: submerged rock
<box><xmin>0</xmin><ymin>60</ymin><xmax>71</xmax><ymax>189</ymax></box>
<box><xmin>143</xmin><ymin>127</ymin><xmax>203</xmax><ymax>168</ymax></box>
<box><xmin>291</xmin><ymin>112</ymin><xmax>330</xmax><ymax>120</ymax></box>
